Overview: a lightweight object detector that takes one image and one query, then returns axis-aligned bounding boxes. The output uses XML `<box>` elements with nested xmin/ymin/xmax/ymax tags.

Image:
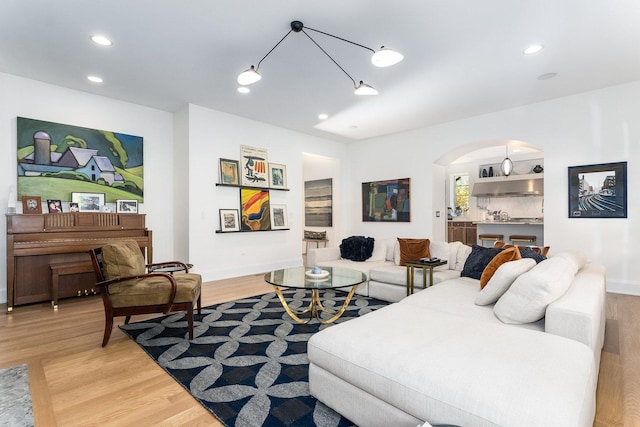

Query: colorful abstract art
<box><xmin>240</xmin><ymin>188</ymin><xmax>271</xmax><ymax>231</ymax></box>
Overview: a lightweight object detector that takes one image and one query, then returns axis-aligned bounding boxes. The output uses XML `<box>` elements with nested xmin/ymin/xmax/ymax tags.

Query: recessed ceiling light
<box><xmin>237</xmin><ymin>87</ymin><xmax>250</xmax><ymax>94</ymax></box>
<box><xmin>537</xmin><ymin>72</ymin><xmax>557</xmax><ymax>80</ymax></box>
<box><xmin>318</xmin><ymin>113</ymin><xmax>328</xmax><ymax>120</ymax></box>
<box><xmin>522</xmin><ymin>44</ymin><xmax>544</xmax><ymax>55</ymax></box>
<box><xmin>87</xmin><ymin>75</ymin><xmax>103</xmax><ymax>83</ymax></box>
<box><xmin>90</xmin><ymin>35</ymin><xmax>113</xmax><ymax>46</ymax></box>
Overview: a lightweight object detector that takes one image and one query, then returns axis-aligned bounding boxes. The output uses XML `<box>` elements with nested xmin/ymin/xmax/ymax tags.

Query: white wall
<box><xmin>185</xmin><ymin>104</ymin><xmax>347</xmax><ymax>282</ymax></box>
<box><xmin>347</xmin><ymin>81</ymin><xmax>640</xmax><ymax>295</ymax></box>
<box><xmin>0</xmin><ymin>72</ymin><xmax>176</xmax><ymax>303</ymax></box>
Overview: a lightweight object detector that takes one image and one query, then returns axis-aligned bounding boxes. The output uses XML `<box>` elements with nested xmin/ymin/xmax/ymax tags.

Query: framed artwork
<box><xmin>69</xmin><ymin>202</ymin><xmax>79</xmax><ymax>212</ymax></box>
<box><xmin>219</xmin><ymin>158</ymin><xmax>240</xmax><ymax>185</ymax></box>
<box><xmin>219</xmin><ymin>209</ymin><xmax>240</xmax><ymax>232</ymax></box>
<box><xmin>17</xmin><ymin>117</ymin><xmax>144</xmax><ymax>203</ymax></box>
<box><xmin>46</xmin><ymin>199</ymin><xmax>63</xmax><ymax>213</ymax></box>
<box><xmin>22</xmin><ymin>195</ymin><xmax>42</xmax><ymax>214</ymax></box>
<box><xmin>568</xmin><ymin>161</ymin><xmax>627</xmax><ymax>218</ymax></box>
<box><xmin>240</xmin><ymin>145</ymin><xmax>269</xmax><ymax>187</ymax></box>
<box><xmin>117</xmin><ymin>199</ymin><xmax>138</xmax><ymax>213</ymax></box>
<box><xmin>270</xmin><ymin>204</ymin><xmax>288</xmax><ymax>230</ymax></box>
<box><xmin>362</xmin><ymin>178</ymin><xmax>411</xmax><ymax>222</ymax></box>
<box><xmin>240</xmin><ymin>188</ymin><xmax>271</xmax><ymax>231</ymax></box>
<box><xmin>305</xmin><ymin>178</ymin><xmax>332</xmax><ymax>226</ymax></box>
<box><xmin>268</xmin><ymin>163</ymin><xmax>287</xmax><ymax>189</ymax></box>
<box><xmin>71</xmin><ymin>192</ymin><xmax>105</xmax><ymax>212</ymax></box>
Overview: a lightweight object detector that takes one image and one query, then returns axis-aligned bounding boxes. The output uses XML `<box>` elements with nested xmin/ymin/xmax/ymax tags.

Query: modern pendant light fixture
<box><xmin>237</xmin><ymin>20</ymin><xmax>403</xmax><ymax>95</ymax></box>
<box><xmin>501</xmin><ymin>144</ymin><xmax>514</xmax><ymax>177</ymax></box>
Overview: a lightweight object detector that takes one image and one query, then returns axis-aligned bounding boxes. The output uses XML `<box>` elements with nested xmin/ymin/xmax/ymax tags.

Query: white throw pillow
<box><xmin>428</xmin><ymin>240</ymin><xmax>449</xmax><ymax>263</ymax></box>
<box><xmin>454</xmin><ymin>244</ymin><xmax>472</xmax><ymax>271</ymax></box>
<box><xmin>494</xmin><ymin>257</ymin><xmax>576</xmax><ymax>324</ymax></box>
<box><xmin>393</xmin><ymin>241</ymin><xmax>401</xmax><ymax>265</ymax></box>
<box><xmin>475</xmin><ymin>258</ymin><xmax>536</xmax><ymax>306</ymax></box>
<box><xmin>552</xmin><ymin>250</ymin><xmax>587</xmax><ymax>274</ymax></box>
<box><xmin>367</xmin><ymin>240</ymin><xmax>387</xmax><ymax>262</ymax></box>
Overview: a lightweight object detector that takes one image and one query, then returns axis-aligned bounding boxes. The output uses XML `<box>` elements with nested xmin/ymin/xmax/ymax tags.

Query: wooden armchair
<box><xmin>89</xmin><ymin>240</ymin><xmax>202</xmax><ymax>346</ymax></box>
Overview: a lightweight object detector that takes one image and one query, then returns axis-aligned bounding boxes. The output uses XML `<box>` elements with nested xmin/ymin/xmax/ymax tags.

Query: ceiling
<box><xmin>1</xmin><ymin>1</ymin><xmax>639</xmax><ymax>144</ymax></box>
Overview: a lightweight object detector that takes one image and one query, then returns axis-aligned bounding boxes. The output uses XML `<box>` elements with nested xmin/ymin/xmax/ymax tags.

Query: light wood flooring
<box><xmin>0</xmin><ymin>276</ymin><xmax>638</xmax><ymax>426</ymax></box>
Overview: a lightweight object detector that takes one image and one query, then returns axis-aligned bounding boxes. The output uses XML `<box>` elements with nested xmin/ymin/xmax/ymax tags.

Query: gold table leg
<box><xmin>273</xmin><ymin>285</ymin><xmax>358</xmax><ymax>324</ymax></box>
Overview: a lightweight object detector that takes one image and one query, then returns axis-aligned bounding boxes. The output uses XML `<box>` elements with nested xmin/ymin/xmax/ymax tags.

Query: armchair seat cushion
<box><xmin>110</xmin><ymin>273</ymin><xmax>202</xmax><ymax>308</ymax></box>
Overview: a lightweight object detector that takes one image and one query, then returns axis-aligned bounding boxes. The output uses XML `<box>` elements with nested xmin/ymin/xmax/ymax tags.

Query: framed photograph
<box><xmin>21</xmin><ymin>195</ymin><xmax>42</xmax><ymax>214</ymax></box>
<box><xmin>568</xmin><ymin>161</ymin><xmax>627</xmax><ymax>218</ymax></box>
<box><xmin>69</xmin><ymin>202</ymin><xmax>79</xmax><ymax>212</ymax></box>
<box><xmin>117</xmin><ymin>199</ymin><xmax>138</xmax><ymax>213</ymax></box>
<box><xmin>270</xmin><ymin>204</ymin><xmax>288</xmax><ymax>230</ymax></box>
<box><xmin>71</xmin><ymin>192</ymin><xmax>105</xmax><ymax>212</ymax></box>
<box><xmin>268</xmin><ymin>163</ymin><xmax>287</xmax><ymax>189</ymax></box>
<box><xmin>219</xmin><ymin>158</ymin><xmax>240</xmax><ymax>185</ymax></box>
<box><xmin>362</xmin><ymin>178</ymin><xmax>411</xmax><ymax>222</ymax></box>
<box><xmin>240</xmin><ymin>145</ymin><xmax>269</xmax><ymax>188</ymax></box>
<box><xmin>305</xmin><ymin>178</ymin><xmax>332</xmax><ymax>226</ymax></box>
<box><xmin>219</xmin><ymin>209</ymin><xmax>240</xmax><ymax>232</ymax></box>
<box><xmin>46</xmin><ymin>199</ymin><xmax>63</xmax><ymax>213</ymax></box>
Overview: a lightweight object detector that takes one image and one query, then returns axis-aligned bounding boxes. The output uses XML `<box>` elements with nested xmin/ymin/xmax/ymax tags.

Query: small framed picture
<box><xmin>270</xmin><ymin>204</ymin><xmax>288</xmax><ymax>230</ymax></box>
<box><xmin>71</xmin><ymin>192</ymin><xmax>105</xmax><ymax>212</ymax></box>
<box><xmin>220</xmin><ymin>209</ymin><xmax>240</xmax><ymax>232</ymax></box>
<box><xmin>22</xmin><ymin>195</ymin><xmax>42</xmax><ymax>214</ymax></box>
<box><xmin>116</xmin><ymin>199</ymin><xmax>138</xmax><ymax>213</ymax></box>
<box><xmin>219</xmin><ymin>158</ymin><xmax>240</xmax><ymax>185</ymax></box>
<box><xmin>69</xmin><ymin>202</ymin><xmax>80</xmax><ymax>212</ymax></box>
<box><xmin>268</xmin><ymin>163</ymin><xmax>287</xmax><ymax>189</ymax></box>
<box><xmin>46</xmin><ymin>199</ymin><xmax>63</xmax><ymax>213</ymax></box>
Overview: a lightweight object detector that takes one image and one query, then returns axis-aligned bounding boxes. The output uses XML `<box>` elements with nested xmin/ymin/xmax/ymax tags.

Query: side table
<box><xmin>405</xmin><ymin>260</ymin><xmax>447</xmax><ymax>296</ymax></box>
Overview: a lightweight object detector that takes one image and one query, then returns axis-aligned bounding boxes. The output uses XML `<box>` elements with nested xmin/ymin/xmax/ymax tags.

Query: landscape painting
<box><xmin>17</xmin><ymin>117</ymin><xmax>144</xmax><ymax>203</ymax></box>
<box><xmin>568</xmin><ymin>162</ymin><xmax>627</xmax><ymax>218</ymax></box>
<box><xmin>304</xmin><ymin>178</ymin><xmax>332</xmax><ymax>226</ymax></box>
<box><xmin>362</xmin><ymin>178</ymin><xmax>411</xmax><ymax>222</ymax></box>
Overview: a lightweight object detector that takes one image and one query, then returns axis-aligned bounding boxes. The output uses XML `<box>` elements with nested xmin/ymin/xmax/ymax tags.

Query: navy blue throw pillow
<box><xmin>340</xmin><ymin>236</ymin><xmax>375</xmax><ymax>262</ymax></box>
<box><xmin>460</xmin><ymin>245</ymin><xmax>503</xmax><ymax>280</ymax></box>
<box><xmin>519</xmin><ymin>246</ymin><xmax>547</xmax><ymax>263</ymax></box>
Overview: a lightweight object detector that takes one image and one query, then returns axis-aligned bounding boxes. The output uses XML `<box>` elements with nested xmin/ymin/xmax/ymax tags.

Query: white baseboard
<box><xmin>606</xmin><ymin>278</ymin><xmax>640</xmax><ymax>296</ymax></box>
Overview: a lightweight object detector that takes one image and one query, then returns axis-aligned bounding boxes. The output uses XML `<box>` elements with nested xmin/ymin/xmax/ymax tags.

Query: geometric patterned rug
<box><xmin>119</xmin><ymin>289</ymin><xmax>388</xmax><ymax>427</ymax></box>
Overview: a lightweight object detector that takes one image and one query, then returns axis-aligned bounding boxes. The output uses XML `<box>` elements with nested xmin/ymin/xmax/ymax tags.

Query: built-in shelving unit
<box><xmin>478</xmin><ymin>158</ymin><xmax>544</xmax><ymax>179</ymax></box>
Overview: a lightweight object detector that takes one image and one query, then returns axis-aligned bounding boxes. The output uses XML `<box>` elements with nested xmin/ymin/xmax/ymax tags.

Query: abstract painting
<box><xmin>362</xmin><ymin>178</ymin><xmax>410</xmax><ymax>222</ymax></box>
<box><xmin>17</xmin><ymin>117</ymin><xmax>143</xmax><ymax>203</ymax></box>
<box><xmin>304</xmin><ymin>178</ymin><xmax>332</xmax><ymax>226</ymax></box>
<box><xmin>240</xmin><ymin>188</ymin><xmax>271</xmax><ymax>231</ymax></box>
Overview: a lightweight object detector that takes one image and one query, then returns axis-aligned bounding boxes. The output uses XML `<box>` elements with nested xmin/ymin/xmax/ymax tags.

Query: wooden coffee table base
<box><xmin>273</xmin><ymin>285</ymin><xmax>358</xmax><ymax>324</ymax></box>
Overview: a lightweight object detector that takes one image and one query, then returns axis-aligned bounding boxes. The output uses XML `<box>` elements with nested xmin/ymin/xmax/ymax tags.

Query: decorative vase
<box><xmin>482</xmin><ymin>168</ymin><xmax>488</xmax><ymax>177</ymax></box>
<box><xmin>533</xmin><ymin>165</ymin><xmax>543</xmax><ymax>173</ymax></box>
<box><xmin>488</xmin><ymin>166</ymin><xmax>494</xmax><ymax>177</ymax></box>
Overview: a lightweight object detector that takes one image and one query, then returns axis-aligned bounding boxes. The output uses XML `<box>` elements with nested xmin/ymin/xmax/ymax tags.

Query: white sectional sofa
<box><xmin>306</xmin><ymin>238</ymin><xmax>607</xmax><ymax>427</ymax></box>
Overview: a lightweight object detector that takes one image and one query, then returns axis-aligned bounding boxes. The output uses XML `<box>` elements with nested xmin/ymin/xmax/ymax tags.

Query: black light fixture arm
<box><xmin>300</xmin><ymin>29</ymin><xmax>357</xmax><ymax>87</ymax></box>
<box><xmin>302</xmin><ymin>21</ymin><xmax>376</xmax><ymax>53</ymax></box>
<box><xmin>256</xmin><ymin>29</ymin><xmax>293</xmax><ymax>69</ymax></box>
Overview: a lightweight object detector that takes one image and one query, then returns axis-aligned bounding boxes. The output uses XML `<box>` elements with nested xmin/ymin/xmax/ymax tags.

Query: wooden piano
<box><xmin>6</xmin><ymin>213</ymin><xmax>152</xmax><ymax>312</ymax></box>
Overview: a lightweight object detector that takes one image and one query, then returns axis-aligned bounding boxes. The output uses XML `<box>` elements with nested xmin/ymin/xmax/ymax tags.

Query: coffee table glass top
<box><xmin>264</xmin><ymin>266</ymin><xmax>366</xmax><ymax>290</ymax></box>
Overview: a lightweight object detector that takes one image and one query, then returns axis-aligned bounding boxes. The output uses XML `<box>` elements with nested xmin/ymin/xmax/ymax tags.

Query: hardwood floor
<box><xmin>1</xmin><ymin>277</ymin><xmax>638</xmax><ymax>426</ymax></box>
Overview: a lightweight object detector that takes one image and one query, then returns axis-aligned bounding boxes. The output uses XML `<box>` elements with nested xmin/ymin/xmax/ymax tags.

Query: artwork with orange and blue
<box><xmin>240</xmin><ymin>188</ymin><xmax>271</xmax><ymax>231</ymax></box>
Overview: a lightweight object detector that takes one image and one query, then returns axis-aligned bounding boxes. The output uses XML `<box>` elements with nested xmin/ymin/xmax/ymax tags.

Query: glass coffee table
<box><xmin>264</xmin><ymin>266</ymin><xmax>366</xmax><ymax>324</ymax></box>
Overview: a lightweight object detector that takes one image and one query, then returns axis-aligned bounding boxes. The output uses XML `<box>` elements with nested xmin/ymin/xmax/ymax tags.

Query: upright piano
<box><xmin>6</xmin><ymin>213</ymin><xmax>152</xmax><ymax>312</ymax></box>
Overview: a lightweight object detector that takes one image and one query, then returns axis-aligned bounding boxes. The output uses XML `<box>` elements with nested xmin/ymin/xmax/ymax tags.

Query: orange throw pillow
<box><xmin>480</xmin><ymin>247</ymin><xmax>518</xmax><ymax>289</ymax></box>
<box><xmin>397</xmin><ymin>238</ymin><xmax>430</xmax><ymax>266</ymax></box>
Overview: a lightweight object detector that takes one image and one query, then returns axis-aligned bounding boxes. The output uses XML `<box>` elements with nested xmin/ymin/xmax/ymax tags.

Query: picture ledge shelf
<box><xmin>216</xmin><ymin>183</ymin><xmax>289</xmax><ymax>191</ymax></box>
<box><xmin>216</xmin><ymin>228</ymin><xmax>290</xmax><ymax>234</ymax></box>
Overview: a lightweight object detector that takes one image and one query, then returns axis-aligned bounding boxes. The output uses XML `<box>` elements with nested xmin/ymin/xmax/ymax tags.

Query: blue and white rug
<box><xmin>0</xmin><ymin>364</ymin><xmax>34</xmax><ymax>427</ymax></box>
<box><xmin>120</xmin><ymin>289</ymin><xmax>388</xmax><ymax>427</ymax></box>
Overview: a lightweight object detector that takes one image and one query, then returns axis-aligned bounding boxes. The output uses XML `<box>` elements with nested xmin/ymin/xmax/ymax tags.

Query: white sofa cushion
<box><xmin>454</xmin><ymin>244</ymin><xmax>472</xmax><ymax>271</ymax></box>
<box><xmin>308</xmin><ymin>303</ymin><xmax>597</xmax><ymax>427</ymax></box>
<box><xmin>475</xmin><ymin>258</ymin><xmax>536</xmax><ymax>306</ymax></box>
<box><xmin>552</xmin><ymin>249</ymin><xmax>588</xmax><ymax>274</ymax></box>
<box><xmin>494</xmin><ymin>257</ymin><xmax>576</xmax><ymax>324</ymax></box>
<box><xmin>367</xmin><ymin>239</ymin><xmax>388</xmax><ymax>262</ymax></box>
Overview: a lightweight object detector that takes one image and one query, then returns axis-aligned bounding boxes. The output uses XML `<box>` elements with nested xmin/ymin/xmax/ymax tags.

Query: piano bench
<box><xmin>50</xmin><ymin>262</ymin><xmax>95</xmax><ymax>310</ymax></box>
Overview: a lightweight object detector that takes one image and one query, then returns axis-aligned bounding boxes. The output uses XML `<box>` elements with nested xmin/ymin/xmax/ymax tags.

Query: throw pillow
<box><xmin>494</xmin><ymin>257</ymin><xmax>576</xmax><ymax>324</ymax></box>
<box><xmin>460</xmin><ymin>245</ymin><xmax>503</xmax><ymax>280</ymax></box>
<box><xmin>101</xmin><ymin>240</ymin><xmax>146</xmax><ymax>280</ymax></box>
<box><xmin>397</xmin><ymin>238</ymin><xmax>430</xmax><ymax>266</ymax></box>
<box><xmin>475</xmin><ymin>258</ymin><xmax>536</xmax><ymax>305</ymax></box>
<box><xmin>479</xmin><ymin>247</ymin><xmax>519</xmax><ymax>289</ymax></box>
<box><xmin>366</xmin><ymin>240</ymin><xmax>387</xmax><ymax>262</ymax></box>
<box><xmin>519</xmin><ymin>246</ymin><xmax>547</xmax><ymax>263</ymax></box>
<box><xmin>339</xmin><ymin>236</ymin><xmax>375</xmax><ymax>262</ymax></box>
